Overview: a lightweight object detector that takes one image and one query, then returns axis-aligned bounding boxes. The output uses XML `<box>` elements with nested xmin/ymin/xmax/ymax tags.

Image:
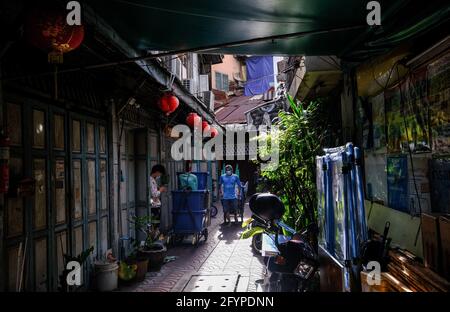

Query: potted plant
<box><xmin>118</xmin><ymin>261</ymin><xmax>137</xmax><ymax>285</ymax></box>
<box><xmin>58</xmin><ymin>246</ymin><xmax>94</xmax><ymax>292</ymax></box>
<box><xmin>126</xmin><ymin>238</ymin><xmax>149</xmax><ymax>282</ymax></box>
<box><xmin>130</xmin><ymin>215</ymin><xmax>167</xmax><ymax>272</ymax></box>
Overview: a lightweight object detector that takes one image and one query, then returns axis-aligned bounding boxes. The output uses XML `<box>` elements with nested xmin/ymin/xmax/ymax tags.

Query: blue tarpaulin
<box><xmin>244</xmin><ymin>56</ymin><xmax>274</xmax><ymax>96</ymax></box>
<box><xmin>387</xmin><ymin>155</ymin><xmax>409</xmax><ymax>213</ymax></box>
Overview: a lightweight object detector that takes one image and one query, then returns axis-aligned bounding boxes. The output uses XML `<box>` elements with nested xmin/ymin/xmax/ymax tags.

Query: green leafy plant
<box><xmin>118</xmin><ymin>261</ymin><xmax>137</xmax><ymax>281</ymax></box>
<box><xmin>129</xmin><ymin>215</ymin><xmax>162</xmax><ymax>251</ymax></box>
<box><xmin>255</xmin><ymin>95</ymin><xmax>340</xmax><ymax>232</ymax></box>
<box><xmin>58</xmin><ymin>246</ymin><xmax>94</xmax><ymax>292</ymax></box>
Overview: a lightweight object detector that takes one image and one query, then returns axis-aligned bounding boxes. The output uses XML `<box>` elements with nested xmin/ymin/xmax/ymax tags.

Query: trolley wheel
<box><xmin>210</xmin><ymin>205</ymin><xmax>218</xmax><ymax>218</ymax></box>
<box><xmin>203</xmin><ymin>228</ymin><xmax>208</xmax><ymax>241</ymax></box>
<box><xmin>193</xmin><ymin>233</ymin><xmax>203</xmax><ymax>246</ymax></box>
<box><xmin>174</xmin><ymin>234</ymin><xmax>184</xmax><ymax>245</ymax></box>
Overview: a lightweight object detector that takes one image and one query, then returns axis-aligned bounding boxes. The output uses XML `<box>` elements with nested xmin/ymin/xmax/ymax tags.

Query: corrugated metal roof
<box><xmin>215</xmin><ymin>95</ymin><xmax>265</xmax><ymax>124</ymax></box>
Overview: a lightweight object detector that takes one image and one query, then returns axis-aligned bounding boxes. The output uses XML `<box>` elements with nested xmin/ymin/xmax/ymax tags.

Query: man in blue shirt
<box><xmin>219</xmin><ymin>164</ymin><xmax>241</xmax><ymax>224</ymax></box>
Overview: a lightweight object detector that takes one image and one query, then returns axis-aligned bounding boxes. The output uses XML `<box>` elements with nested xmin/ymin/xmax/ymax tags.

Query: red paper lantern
<box><xmin>186</xmin><ymin>113</ymin><xmax>201</xmax><ymax>128</ymax></box>
<box><xmin>25</xmin><ymin>7</ymin><xmax>85</xmax><ymax>58</ymax></box>
<box><xmin>202</xmin><ymin>121</ymin><xmax>211</xmax><ymax>133</ymax></box>
<box><xmin>159</xmin><ymin>93</ymin><xmax>179</xmax><ymax>116</ymax></box>
<box><xmin>210</xmin><ymin>127</ymin><xmax>219</xmax><ymax>138</ymax></box>
<box><xmin>158</xmin><ymin>98</ymin><xmax>170</xmax><ymax>113</ymax></box>
<box><xmin>167</xmin><ymin>96</ymin><xmax>179</xmax><ymax>114</ymax></box>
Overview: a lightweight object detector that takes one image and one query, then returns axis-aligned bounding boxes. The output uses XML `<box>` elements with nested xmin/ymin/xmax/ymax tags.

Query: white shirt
<box><xmin>150</xmin><ymin>175</ymin><xmax>161</xmax><ymax>206</ymax></box>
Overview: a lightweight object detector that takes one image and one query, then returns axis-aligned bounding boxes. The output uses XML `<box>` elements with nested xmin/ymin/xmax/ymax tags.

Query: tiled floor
<box><xmin>120</xmin><ymin>202</ymin><xmax>266</xmax><ymax>292</ymax></box>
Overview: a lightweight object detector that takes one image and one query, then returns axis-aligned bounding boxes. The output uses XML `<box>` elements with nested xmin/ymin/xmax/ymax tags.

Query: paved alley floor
<box><xmin>121</xmin><ymin>202</ymin><xmax>266</xmax><ymax>292</ymax></box>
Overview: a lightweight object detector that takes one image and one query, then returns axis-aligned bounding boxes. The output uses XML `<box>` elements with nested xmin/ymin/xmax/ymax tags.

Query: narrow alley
<box><xmin>0</xmin><ymin>0</ymin><xmax>449</xmax><ymax>301</ymax></box>
<box><xmin>122</xmin><ymin>203</ymin><xmax>266</xmax><ymax>292</ymax></box>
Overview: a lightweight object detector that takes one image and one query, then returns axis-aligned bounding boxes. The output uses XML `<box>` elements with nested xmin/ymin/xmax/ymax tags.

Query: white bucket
<box><xmin>94</xmin><ymin>261</ymin><xmax>119</xmax><ymax>292</ymax></box>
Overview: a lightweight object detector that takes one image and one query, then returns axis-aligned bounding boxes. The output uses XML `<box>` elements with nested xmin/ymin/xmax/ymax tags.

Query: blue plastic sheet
<box><xmin>317</xmin><ymin>144</ymin><xmax>368</xmax><ymax>262</ymax></box>
<box><xmin>316</xmin><ymin>157</ymin><xmax>326</xmax><ymax>249</ymax></box>
<box><xmin>387</xmin><ymin>155</ymin><xmax>409</xmax><ymax>213</ymax></box>
<box><xmin>244</xmin><ymin>56</ymin><xmax>274</xmax><ymax>96</ymax></box>
<box><xmin>329</xmin><ymin>149</ymin><xmax>348</xmax><ymax>261</ymax></box>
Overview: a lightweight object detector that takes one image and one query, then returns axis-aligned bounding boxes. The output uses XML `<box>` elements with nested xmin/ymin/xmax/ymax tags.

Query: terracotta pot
<box><xmin>134</xmin><ymin>258</ymin><xmax>149</xmax><ymax>282</ymax></box>
<box><xmin>125</xmin><ymin>258</ymin><xmax>148</xmax><ymax>282</ymax></box>
<box><xmin>139</xmin><ymin>243</ymin><xmax>167</xmax><ymax>272</ymax></box>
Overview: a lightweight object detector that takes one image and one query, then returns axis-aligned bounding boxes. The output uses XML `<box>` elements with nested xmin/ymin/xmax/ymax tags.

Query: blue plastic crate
<box><xmin>172</xmin><ymin>210</ymin><xmax>206</xmax><ymax>233</ymax></box>
<box><xmin>193</xmin><ymin>172</ymin><xmax>209</xmax><ymax>190</ymax></box>
<box><xmin>172</xmin><ymin>190</ymin><xmax>208</xmax><ymax>212</ymax></box>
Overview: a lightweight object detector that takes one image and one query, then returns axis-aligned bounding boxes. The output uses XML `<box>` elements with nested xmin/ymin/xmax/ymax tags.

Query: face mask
<box><xmin>226</xmin><ymin>170</ymin><xmax>232</xmax><ymax>176</ymax></box>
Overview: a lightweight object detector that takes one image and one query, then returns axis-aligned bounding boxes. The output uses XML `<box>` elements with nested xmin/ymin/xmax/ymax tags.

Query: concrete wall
<box><xmin>273</xmin><ymin>56</ymin><xmax>284</xmax><ymax>91</ymax></box>
<box><xmin>211</xmin><ymin>55</ymin><xmax>243</xmax><ymax>89</ymax></box>
<box><xmin>288</xmin><ymin>57</ymin><xmax>306</xmax><ymax>98</ymax></box>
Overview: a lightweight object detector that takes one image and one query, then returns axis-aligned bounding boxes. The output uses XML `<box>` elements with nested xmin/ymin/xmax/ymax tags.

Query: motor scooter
<box><xmin>242</xmin><ymin>193</ymin><xmax>319</xmax><ymax>292</ymax></box>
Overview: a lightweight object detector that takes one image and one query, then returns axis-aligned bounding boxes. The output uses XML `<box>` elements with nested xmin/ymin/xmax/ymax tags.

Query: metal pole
<box><xmin>117</xmin><ymin>115</ymin><xmax>125</xmax><ymax>260</ymax></box>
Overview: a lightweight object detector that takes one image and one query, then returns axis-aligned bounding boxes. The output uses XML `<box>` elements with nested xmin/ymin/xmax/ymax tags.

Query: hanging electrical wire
<box><xmin>113</xmin><ymin>0</ymin><xmax>317</xmax><ymax>25</ymax></box>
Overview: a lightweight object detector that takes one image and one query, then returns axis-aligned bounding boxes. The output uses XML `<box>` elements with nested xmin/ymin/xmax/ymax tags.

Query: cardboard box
<box><xmin>360</xmin><ymin>271</ymin><xmax>395</xmax><ymax>292</ymax></box>
<box><xmin>421</xmin><ymin>213</ymin><xmax>442</xmax><ymax>273</ymax></box>
<box><xmin>438</xmin><ymin>215</ymin><xmax>450</xmax><ymax>281</ymax></box>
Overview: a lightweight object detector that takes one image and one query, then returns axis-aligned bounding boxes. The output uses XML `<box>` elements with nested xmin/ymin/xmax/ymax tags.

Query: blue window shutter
<box><xmin>215</xmin><ymin>72</ymin><xmax>222</xmax><ymax>91</ymax></box>
<box><xmin>223</xmin><ymin>74</ymin><xmax>229</xmax><ymax>91</ymax></box>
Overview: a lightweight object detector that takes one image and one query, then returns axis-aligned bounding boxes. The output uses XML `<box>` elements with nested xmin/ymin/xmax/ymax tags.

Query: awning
<box><xmin>295</xmin><ymin>56</ymin><xmax>343</xmax><ymax>100</ymax></box>
<box><xmin>86</xmin><ymin>0</ymin><xmax>449</xmax><ymax>59</ymax></box>
<box><xmin>200</xmin><ymin>54</ymin><xmax>224</xmax><ymax>65</ymax></box>
<box><xmin>82</xmin><ymin>4</ymin><xmax>223</xmax><ymax>129</ymax></box>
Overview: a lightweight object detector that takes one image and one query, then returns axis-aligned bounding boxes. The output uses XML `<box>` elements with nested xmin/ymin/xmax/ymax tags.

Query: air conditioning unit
<box><xmin>202</xmin><ymin>91</ymin><xmax>215</xmax><ymax>111</ymax></box>
<box><xmin>171</xmin><ymin>58</ymin><xmax>183</xmax><ymax>79</ymax></box>
<box><xmin>199</xmin><ymin>74</ymin><xmax>209</xmax><ymax>92</ymax></box>
<box><xmin>182</xmin><ymin>79</ymin><xmax>197</xmax><ymax>95</ymax></box>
